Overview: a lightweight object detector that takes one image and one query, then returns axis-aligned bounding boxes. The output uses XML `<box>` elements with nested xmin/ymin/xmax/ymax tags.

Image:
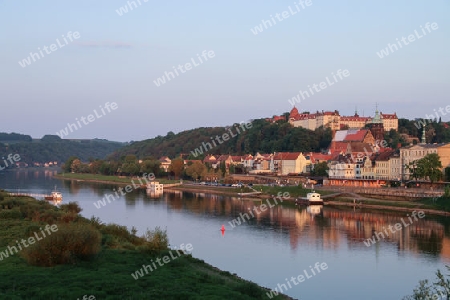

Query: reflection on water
<box><xmin>2</xmin><ymin>170</ymin><xmax>450</xmax><ymax>299</ymax></box>
<box><xmin>160</xmin><ymin>190</ymin><xmax>449</xmax><ymax>260</ymax></box>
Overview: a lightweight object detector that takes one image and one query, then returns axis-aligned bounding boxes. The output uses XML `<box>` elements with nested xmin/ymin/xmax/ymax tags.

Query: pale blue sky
<box><xmin>0</xmin><ymin>0</ymin><xmax>449</xmax><ymax>141</ymax></box>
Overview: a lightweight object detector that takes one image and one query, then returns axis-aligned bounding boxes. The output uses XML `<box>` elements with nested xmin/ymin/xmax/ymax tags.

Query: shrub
<box><xmin>60</xmin><ymin>202</ymin><xmax>82</xmax><ymax>214</ymax></box>
<box><xmin>139</xmin><ymin>226</ymin><xmax>169</xmax><ymax>254</ymax></box>
<box><xmin>0</xmin><ymin>208</ymin><xmax>22</xmax><ymax>219</ymax></box>
<box><xmin>21</xmin><ymin>223</ymin><xmax>102</xmax><ymax>266</ymax></box>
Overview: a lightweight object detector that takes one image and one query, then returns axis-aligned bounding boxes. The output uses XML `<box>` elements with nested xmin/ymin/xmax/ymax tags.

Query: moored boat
<box><xmin>44</xmin><ymin>191</ymin><xmax>62</xmax><ymax>201</ymax></box>
<box><xmin>295</xmin><ymin>191</ymin><xmax>323</xmax><ymax>205</ymax></box>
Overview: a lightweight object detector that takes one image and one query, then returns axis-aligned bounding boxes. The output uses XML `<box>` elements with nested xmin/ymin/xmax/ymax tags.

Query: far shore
<box><xmin>53</xmin><ymin>173</ymin><xmax>450</xmax><ymax>217</ymax></box>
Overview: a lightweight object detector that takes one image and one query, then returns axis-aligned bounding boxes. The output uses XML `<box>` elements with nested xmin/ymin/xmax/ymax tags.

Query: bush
<box><xmin>60</xmin><ymin>202</ymin><xmax>82</xmax><ymax>214</ymax></box>
<box><xmin>21</xmin><ymin>223</ymin><xmax>102</xmax><ymax>266</ymax></box>
<box><xmin>100</xmin><ymin>223</ymin><xmax>144</xmax><ymax>247</ymax></box>
<box><xmin>0</xmin><ymin>208</ymin><xmax>22</xmax><ymax>219</ymax></box>
<box><xmin>139</xmin><ymin>226</ymin><xmax>169</xmax><ymax>254</ymax></box>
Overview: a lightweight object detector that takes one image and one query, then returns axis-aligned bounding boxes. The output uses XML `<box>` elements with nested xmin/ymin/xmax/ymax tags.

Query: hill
<box><xmin>108</xmin><ymin>118</ymin><xmax>333</xmax><ymax>160</ymax></box>
<box><xmin>0</xmin><ymin>133</ymin><xmax>125</xmax><ymax>165</ymax></box>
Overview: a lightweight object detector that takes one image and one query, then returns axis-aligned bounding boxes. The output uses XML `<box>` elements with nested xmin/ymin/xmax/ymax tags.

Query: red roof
<box><xmin>380</xmin><ymin>113</ymin><xmax>397</xmax><ymax>119</ymax></box>
<box><xmin>344</xmin><ymin>129</ymin><xmax>369</xmax><ymax>142</ymax></box>
<box><xmin>273</xmin><ymin>152</ymin><xmax>302</xmax><ymax>160</ymax></box>
<box><xmin>330</xmin><ymin>141</ymin><xmax>348</xmax><ymax>152</ymax></box>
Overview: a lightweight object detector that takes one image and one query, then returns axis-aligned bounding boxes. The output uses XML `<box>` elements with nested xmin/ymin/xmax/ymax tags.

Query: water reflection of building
<box><xmin>164</xmin><ymin>192</ymin><xmax>449</xmax><ymax>259</ymax></box>
<box><xmin>146</xmin><ymin>182</ymin><xmax>163</xmax><ymax>198</ymax></box>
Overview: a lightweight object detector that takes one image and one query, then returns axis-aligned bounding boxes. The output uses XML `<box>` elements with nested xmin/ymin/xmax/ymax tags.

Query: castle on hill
<box><xmin>287</xmin><ymin>107</ymin><xmax>398</xmax><ymax>133</ymax></box>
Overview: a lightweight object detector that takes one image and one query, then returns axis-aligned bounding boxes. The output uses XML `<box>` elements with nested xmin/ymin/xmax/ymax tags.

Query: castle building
<box><xmin>288</xmin><ymin>107</ymin><xmax>398</xmax><ymax>132</ymax></box>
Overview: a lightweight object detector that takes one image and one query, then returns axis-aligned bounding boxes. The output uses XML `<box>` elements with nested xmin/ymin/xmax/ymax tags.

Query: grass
<box><xmin>417</xmin><ymin>196</ymin><xmax>450</xmax><ymax>212</ymax></box>
<box><xmin>0</xmin><ymin>190</ymin><xmax>291</xmax><ymax>300</ymax></box>
<box><xmin>55</xmin><ymin>173</ymin><xmax>179</xmax><ymax>185</ymax></box>
<box><xmin>255</xmin><ymin>185</ymin><xmax>333</xmax><ymax>198</ymax></box>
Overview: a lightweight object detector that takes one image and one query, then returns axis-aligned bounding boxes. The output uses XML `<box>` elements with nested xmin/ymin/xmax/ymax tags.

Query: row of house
<box><xmin>156</xmin><ymin>125</ymin><xmax>450</xmax><ymax>186</ymax></box>
<box><xmin>326</xmin><ymin>128</ymin><xmax>450</xmax><ymax>186</ymax></box>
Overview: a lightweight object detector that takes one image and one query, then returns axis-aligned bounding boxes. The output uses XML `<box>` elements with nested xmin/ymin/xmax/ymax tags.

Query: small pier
<box><xmin>7</xmin><ymin>192</ymin><xmax>49</xmax><ymax>200</ymax></box>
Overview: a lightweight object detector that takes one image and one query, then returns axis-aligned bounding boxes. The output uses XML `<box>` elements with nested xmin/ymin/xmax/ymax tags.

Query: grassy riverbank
<box><xmin>54</xmin><ymin>173</ymin><xmax>179</xmax><ymax>185</ymax></box>
<box><xmin>0</xmin><ymin>191</ymin><xmax>292</xmax><ymax>300</ymax></box>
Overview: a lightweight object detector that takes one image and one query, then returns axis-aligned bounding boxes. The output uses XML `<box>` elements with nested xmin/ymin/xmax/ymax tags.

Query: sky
<box><xmin>0</xmin><ymin>0</ymin><xmax>449</xmax><ymax>142</ymax></box>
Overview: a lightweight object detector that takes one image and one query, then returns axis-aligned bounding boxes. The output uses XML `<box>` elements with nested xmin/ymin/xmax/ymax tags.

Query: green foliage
<box><xmin>108</xmin><ymin>118</ymin><xmax>333</xmax><ymax>160</ymax></box>
<box><xmin>416</xmin><ymin>153</ymin><xmax>443</xmax><ymax>183</ymax></box>
<box><xmin>169</xmin><ymin>158</ymin><xmax>184</xmax><ymax>179</ymax></box>
<box><xmin>403</xmin><ymin>266</ymin><xmax>450</xmax><ymax>300</ymax></box>
<box><xmin>0</xmin><ymin>132</ymin><xmax>32</xmax><ymax>143</ymax></box>
<box><xmin>185</xmin><ymin>161</ymin><xmax>206</xmax><ymax>180</ymax></box>
<box><xmin>139</xmin><ymin>226</ymin><xmax>169</xmax><ymax>254</ymax></box>
<box><xmin>21</xmin><ymin>223</ymin><xmax>102</xmax><ymax>266</ymax></box>
<box><xmin>0</xmin><ymin>139</ymin><xmax>123</xmax><ymax>165</ymax></box>
<box><xmin>311</xmin><ymin>161</ymin><xmax>329</xmax><ymax>176</ymax></box>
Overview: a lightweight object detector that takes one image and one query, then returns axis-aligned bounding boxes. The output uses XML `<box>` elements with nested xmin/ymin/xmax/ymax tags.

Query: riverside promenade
<box><xmin>319</xmin><ymin>185</ymin><xmax>443</xmax><ymax>200</ymax></box>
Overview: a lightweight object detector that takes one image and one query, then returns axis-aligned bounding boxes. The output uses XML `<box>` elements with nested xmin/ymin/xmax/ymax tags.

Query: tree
<box><xmin>70</xmin><ymin>159</ymin><xmax>82</xmax><ymax>173</ymax></box>
<box><xmin>311</xmin><ymin>162</ymin><xmax>329</xmax><ymax>177</ymax></box>
<box><xmin>185</xmin><ymin>161</ymin><xmax>206</xmax><ymax>180</ymax></box>
<box><xmin>415</xmin><ymin>153</ymin><xmax>443</xmax><ymax>184</ymax></box>
<box><xmin>140</xmin><ymin>159</ymin><xmax>161</xmax><ymax>176</ymax></box>
<box><xmin>63</xmin><ymin>156</ymin><xmax>78</xmax><ymax>173</ymax></box>
<box><xmin>169</xmin><ymin>158</ymin><xmax>184</xmax><ymax>179</ymax></box>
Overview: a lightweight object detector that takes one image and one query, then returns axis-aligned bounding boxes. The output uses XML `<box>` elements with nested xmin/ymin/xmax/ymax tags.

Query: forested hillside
<box><xmin>109</xmin><ymin>118</ymin><xmax>333</xmax><ymax>160</ymax></box>
<box><xmin>110</xmin><ymin>116</ymin><xmax>450</xmax><ymax>160</ymax></box>
<box><xmin>0</xmin><ymin>133</ymin><xmax>124</xmax><ymax>165</ymax></box>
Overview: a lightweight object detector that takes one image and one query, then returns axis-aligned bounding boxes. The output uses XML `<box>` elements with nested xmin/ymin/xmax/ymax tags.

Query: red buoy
<box><xmin>221</xmin><ymin>225</ymin><xmax>225</xmax><ymax>231</ymax></box>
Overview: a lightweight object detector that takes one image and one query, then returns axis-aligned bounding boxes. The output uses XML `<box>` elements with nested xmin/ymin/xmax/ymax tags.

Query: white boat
<box><xmin>44</xmin><ymin>187</ymin><xmax>62</xmax><ymax>201</ymax></box>
<box><xmin>303</xmin><ymin>191</ymin><xmax>323</xmax><ymax>205</ymax></box>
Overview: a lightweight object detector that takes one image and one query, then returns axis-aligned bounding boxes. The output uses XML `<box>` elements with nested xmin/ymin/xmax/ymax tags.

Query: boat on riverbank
<box><xmin>295</xmin><ymin>191</ymin><xmax>324</xmax><ymax>205</ymax></box>
<box><xmin>44</xmin><ymin>187</ymin><xmax>62</xmax><ymax>201</ymax></box>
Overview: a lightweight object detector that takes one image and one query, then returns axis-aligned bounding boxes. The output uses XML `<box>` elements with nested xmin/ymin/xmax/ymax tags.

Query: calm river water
<box><xmin>2</xmin><ymin>169</ymin><xmax>450</xmax><ymax>300</ymax></box>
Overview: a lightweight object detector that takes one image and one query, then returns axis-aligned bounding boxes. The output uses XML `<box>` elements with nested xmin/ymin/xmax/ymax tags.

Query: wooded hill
<box><xmin>0</xmin><ymin>133</ymin><xmax>124</xmax><ymax>165</ymax></box>
<box><xmin>109</xmin><ymin>117</ymin><xmax>450</xmax><ymax>161</ymax></box>
<box><xmin>109</xmin><ymin>118</ymin><xmax>333</xmax><ymax>160</ymax></box>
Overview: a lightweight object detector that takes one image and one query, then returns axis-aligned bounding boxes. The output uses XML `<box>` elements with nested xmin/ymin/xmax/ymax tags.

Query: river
<box><xmin>2</xmin><ymin>169</ymin><xmax>450</xmax><ymax>299</ymax></box>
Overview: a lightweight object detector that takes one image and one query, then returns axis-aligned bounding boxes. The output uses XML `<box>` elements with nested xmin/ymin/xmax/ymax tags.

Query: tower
<box><xmin>367</xmin><ymin>106</ymin><xmax>384</xmax><ymax>141</ymax></box>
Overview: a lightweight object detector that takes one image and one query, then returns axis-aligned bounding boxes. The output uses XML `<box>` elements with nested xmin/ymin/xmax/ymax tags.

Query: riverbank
<box><xmin>0</xmin><ymin>191</ymin><xmax>293</xmax><ymax>300</ymax></box>
<box><xmin>53</xmin><ymin>173</ymin><xmax>450</xmax><ymax>216</ymax></box>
